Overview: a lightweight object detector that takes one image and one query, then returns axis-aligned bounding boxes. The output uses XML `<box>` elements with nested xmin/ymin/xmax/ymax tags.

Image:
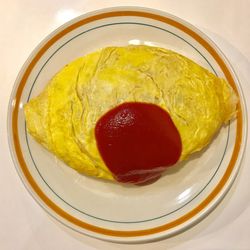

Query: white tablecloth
<box><xmin>1</xmin><ymin>1</ymin><xmax>250</xmax><ymax>249</ymax></box>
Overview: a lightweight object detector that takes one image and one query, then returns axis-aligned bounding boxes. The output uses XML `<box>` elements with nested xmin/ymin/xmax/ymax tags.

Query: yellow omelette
<box><xmin>24</xmin><ymin>45</ymin><xmax>238</xmax><ymax>182</ymax></box>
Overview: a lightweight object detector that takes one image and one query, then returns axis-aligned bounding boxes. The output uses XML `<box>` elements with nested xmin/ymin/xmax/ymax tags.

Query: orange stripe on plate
<box><xmin>12</xmin><ymin>10</ymin><xmax>243</xmax><ymax>237</ymax></box>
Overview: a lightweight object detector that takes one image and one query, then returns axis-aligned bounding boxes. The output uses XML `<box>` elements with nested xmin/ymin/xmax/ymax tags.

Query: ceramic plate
<box><xmin>8</xmin><ymin>7</ymin><xmax>247</xmax><ymax>243</ymax></box>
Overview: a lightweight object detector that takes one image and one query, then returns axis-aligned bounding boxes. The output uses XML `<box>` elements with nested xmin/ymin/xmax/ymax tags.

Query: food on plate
<box><xmin>24</xmin><ymin>45</ymin><xmax>238</xmax><ymax>185</ymax></box>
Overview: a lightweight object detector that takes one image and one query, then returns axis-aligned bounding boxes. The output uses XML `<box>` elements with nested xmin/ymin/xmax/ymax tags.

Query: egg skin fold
<box><xmin>24</xmin><ymin>45</ymin><xmax>238</xmax><ymax>182</ymax></box>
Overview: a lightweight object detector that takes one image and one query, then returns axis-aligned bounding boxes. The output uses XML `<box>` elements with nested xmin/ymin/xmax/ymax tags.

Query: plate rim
<box><xmin>7</xmin><ymin>6</ymin><xmax>248</xmax><ymax>243</ymax></box>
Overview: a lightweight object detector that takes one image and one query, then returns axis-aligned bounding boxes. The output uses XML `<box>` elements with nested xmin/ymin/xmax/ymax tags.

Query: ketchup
<box><xmin>95</xmin><ymin>102</ymin><xmax>182</xmax><ymax>185</ymax></box>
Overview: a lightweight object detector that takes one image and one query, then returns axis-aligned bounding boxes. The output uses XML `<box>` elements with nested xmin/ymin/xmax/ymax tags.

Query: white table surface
<box><xmin>1</xmin><ymin>1</ymin><xmax>250</xmax><ymax>249</ymax></box>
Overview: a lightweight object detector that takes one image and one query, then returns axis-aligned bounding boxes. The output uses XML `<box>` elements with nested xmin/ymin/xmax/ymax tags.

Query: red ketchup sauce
<box><xmin>95</xmin><ymin>102</ymin><xmax>182</xmax><ymax>185</ymax></box>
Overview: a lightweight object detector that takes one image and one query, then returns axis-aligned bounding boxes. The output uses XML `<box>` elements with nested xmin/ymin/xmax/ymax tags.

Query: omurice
<box><xmin>24</xmin><ymin>45</ymin><xmax>238</xmax><ymax>185</ymax></box>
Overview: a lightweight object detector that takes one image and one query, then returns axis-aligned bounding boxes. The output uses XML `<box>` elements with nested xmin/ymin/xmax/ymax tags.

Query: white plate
<box><xmin>8</xmin><ymin>7</ymin><xmax>247</xmax><ymax>243</ymax></box>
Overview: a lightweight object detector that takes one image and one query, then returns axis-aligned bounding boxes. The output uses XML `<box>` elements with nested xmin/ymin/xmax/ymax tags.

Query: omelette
<box><xmin>24</xmin><ymin>45</ymin><xmax>238</xmax><ymax>184</ymax></box>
